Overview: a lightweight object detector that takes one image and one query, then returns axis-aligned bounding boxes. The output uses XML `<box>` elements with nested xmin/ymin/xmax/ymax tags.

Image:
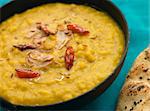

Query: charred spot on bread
<box><xmin>127</xmin><ymin>75</ymin><xmax>130</xmax><ymax>79</ymax></box>
<box><xmin>129</xmin><ymin>107</ymin><xmax>134</xmax><ymax>111</ymax></box>
<box><xmin>139</xmin><ymin>76</ymin><xmax>143</xmax><ymax>80</ymax></box>
<box><xmin>143</xmin><ymin>68</ymin><xmax>149</xmax><ymax>72</ymax></box>
<box><xmin>124</xmin><ymin>106</ymin><xmax>127</xmax><ymax>109</ymax></box>
<box><xmin>145</xmin><ymin>49</ymin><xmax>150</xmax><ymax>61</ymax></box>
<box><xmin>137</xmin><ymin>85</ymin><xmax>145</xmax><ymax>91</ymax></box>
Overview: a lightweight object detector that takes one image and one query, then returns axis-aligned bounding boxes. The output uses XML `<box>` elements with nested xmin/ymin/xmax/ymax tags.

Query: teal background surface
<box><xmin>0</xmin><ymin>0</ymin><xmax>149</xmax><ymax>110</ymax></box>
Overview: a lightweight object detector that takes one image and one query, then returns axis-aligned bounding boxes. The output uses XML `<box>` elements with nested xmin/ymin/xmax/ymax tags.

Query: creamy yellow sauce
<box><xmin>0</xmin><ymin>3</ymin><xmax>124</xmax><ymax>106</ymax></box>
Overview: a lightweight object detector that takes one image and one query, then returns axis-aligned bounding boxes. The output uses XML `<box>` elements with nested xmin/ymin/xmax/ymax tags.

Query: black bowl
<box><xmin>0</xmin><ymin>0</ymin><xmax>129</xmax><ymax>110</ymax></box>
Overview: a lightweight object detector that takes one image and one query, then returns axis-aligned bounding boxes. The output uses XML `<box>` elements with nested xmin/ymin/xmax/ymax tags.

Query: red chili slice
<box><xmin>67</xmin><ymin>24</ymin><xmax>89</xmax><ymax>35</ymax></box>
<box><xmin>65</xmin><ymin>46</ymin><xmax>74</xmax><ymax>70</ymax></box>
<box><xmin>15</xmin><ymin>69</ymin><xmax>40</xmax><ymax>78</ymax></box>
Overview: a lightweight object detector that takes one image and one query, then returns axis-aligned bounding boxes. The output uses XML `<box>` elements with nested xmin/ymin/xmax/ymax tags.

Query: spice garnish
<box><xmin>56</xmin><ymin>30</ymin><xmax>72</xmax><ymax>49</ymax></box>
<box><xmin>56</xmin><ymin>24</ymin><xmax>73</xmax><ymax>49</ymax></box>
<box><xmin>10</xmin><ymin>73</ymin><xmax>14</xmax><ymax>78</ymax></box>
<box><xmin>67</xmin><ymin>24</ymin><xmax>89</xmax><ymax>35</ymax></box>
<box><xmin>55</xmin><ymin>75</ymin><xmax>64</xmax><ymax>81</ymax></box>
<box><xmin>26</xmin><ymin>50</ymin><xmax>53</xmax><ymax>68</ymax></box>
<box><xmin>15</xmin><ymin>69</ymin><xmax>40</xmax><ymax>78</ymax></box>
<box><xmin>36</xmin><ymin>23</ymin><xmax>55</xmax><ymax>36</ymax></box>
<box><xmin>56</xmin><ymin>72</ymin><xmax>70</xmax><ymax>81</ymax></box>
<box><xmin>13</xmin><ymin>44</ymin><xmax>36</xmax><ymax>51</ymax></box>
<box><xmin>65</xmin><ymin>46</ymin><xmax>74</xmax><ymax>70</ymax></box>
<box><xmin>32</xmin><ymin>37</ymin><xmax>47</xmax><ymax>47</ymax></box>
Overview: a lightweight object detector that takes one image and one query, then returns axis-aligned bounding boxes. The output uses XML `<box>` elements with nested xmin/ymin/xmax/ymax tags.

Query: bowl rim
<box><xmin>0</xmin><ymin>0</ymin><xmax>129</xmax><ymax>107</ymax></box>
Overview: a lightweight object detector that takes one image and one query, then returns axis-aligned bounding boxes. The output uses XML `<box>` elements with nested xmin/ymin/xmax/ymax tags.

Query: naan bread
<box><xmin>116</xmin><ymin>48</ymin><xmax>150</xmax><ymax>111</ymax></box>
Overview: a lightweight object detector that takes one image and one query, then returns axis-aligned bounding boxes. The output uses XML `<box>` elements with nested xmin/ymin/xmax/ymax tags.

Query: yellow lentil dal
<box><xmin>0</xmin><ymin>3</ymin><xmax>124</xmax><ymax>106</ymax></box>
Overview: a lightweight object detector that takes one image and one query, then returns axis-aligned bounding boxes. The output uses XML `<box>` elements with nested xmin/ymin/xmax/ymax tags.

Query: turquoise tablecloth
<box><xmin>0</xmin><ymin>0</ymin><xmax>149</xmax><ymax>110</ymax></box>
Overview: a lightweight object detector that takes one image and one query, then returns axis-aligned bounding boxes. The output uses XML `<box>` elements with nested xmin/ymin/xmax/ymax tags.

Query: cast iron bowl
<box><xmin>0</xmin><ymin>0</ymin><xmax>129</xmax><ymax>110</ymax></box>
